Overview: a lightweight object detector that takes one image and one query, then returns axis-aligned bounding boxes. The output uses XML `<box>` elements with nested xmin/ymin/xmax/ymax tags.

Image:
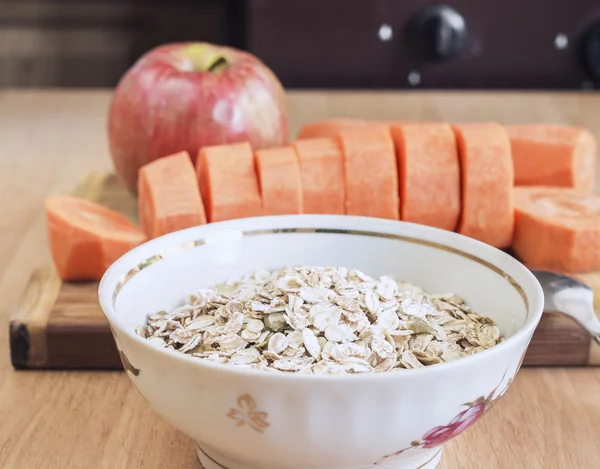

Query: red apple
<box><xmin>108</xmin><ymin>42</ymin><xmax>289</xmax><ymax>193</ymax></box>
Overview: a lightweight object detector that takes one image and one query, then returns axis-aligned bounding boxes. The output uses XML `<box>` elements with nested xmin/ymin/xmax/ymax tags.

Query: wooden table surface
<box><xmin>1</xmin><ymin>90</ymin><xmax>600</xmax><ymax>469</ymax></box>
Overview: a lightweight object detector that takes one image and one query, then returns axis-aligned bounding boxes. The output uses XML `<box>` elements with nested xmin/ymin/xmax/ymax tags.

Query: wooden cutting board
<box><xmin>9</xmin><ymin>172</ymin><xmax>600</xmax><ymax>369</ymax></box>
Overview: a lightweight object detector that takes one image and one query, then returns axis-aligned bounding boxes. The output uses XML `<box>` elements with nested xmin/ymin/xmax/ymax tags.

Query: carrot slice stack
<box><xmin>291</xmin><ymin>137</ymin><xmax>345</xmax><ymax>214</ymax></box>
<box><xmin>390</xmin><ymin>123</ymin><xmax>460</xmax><ymax>230</ymax></box>
<box><xmin>452</xmin><ymin>122</ymin><xmax>514</xmax><ymax>247</ymax></box>
<box><xmin>197</xmin><ymin>142</ymin><xmax>262</xmax><ymax>222</ymax></box>
<box><xmin>513</xmin><ymin>186</ymin><xmax>600</xmax><ymax>272</ymax></box>
<box><xmin>506</xmin><ymin>124</ymin><xmax>597</xmax><ymax>192</ymax></box>
<box><xmin>297</xmin><ymin>119</ymin><xmax>369</xmax><ymax>140</ymax></box>
<box><xmin>45</xmin><ymin>196</ymin><xmax>147</xmax><ymax>281</ymax></box>
<box><xmin>339</xmin><ymin>126</ymin><xmax>399</xmax><ymax>219</ymax></box>
<box><xmin>297</xmin><ymin>119</ymin><xmax>417</xmax><ymax>140</ymax></box>
<box><xmin>255</xmin><ymin>146</ymin><xmax>303</xmax><ymax>215</ymax></box>
<box><xmin>138</xmin><ymin>151</ymin><xmax>206</xmax><ymax>238</ymax></box>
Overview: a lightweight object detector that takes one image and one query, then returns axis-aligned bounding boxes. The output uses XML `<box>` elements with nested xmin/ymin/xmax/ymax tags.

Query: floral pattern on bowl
<box><xmin>227</xmin><ymin>394</ymin><xmax>270</xmax><ymax>433</ymax></box>
<box><xmin>119</xmin><ymin>350</ymin><xmax>140</xmax><ymax>377</ymax></box>
<box><xmin>375</xmin><ymin>350</ymin><xmax>526</xmax><ymax>466</ymax></box>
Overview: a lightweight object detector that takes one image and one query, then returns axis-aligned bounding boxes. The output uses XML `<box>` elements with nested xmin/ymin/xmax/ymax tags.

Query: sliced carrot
<box><xmin>45</xmin><ymin>196</ymin><xmax>147</xmax><ymax>281</ymax></box>
<box><xmin>197</xmin><ymin>142</ymin><xmax>262</xmax><ymax>222</ymax></box>
<box><xmin>138</xmin><ymin>151</ymin><xmax>206</xmax><ymax>239</ymax></box>
<box><xmin>296</xmin><ymin>119</ymin><xmax>418</xmax><ymax>140</ymax></box>
<box><xmin>452</xmin><ymin>122</ymin><xmax>514</xmax><ymax>247</ymax></box>
<box><xmin>506</xmin><ymin>124</ymin><xmax>597</xmax><ymax>192</ymax></box>
<box><xmin>255</xmin><ymin>146</ymin><xmax>303</xmax><ymax>215</ymax></box>
<box><xmin>390</xmin><ymin>123</ymin><xmax>460</xmax><ymax>230</ymax></box>
<box><xmin>339</xmin><ymin>126</ymin><xmax>399</xmax><ymax>219</ymax></box>
<box><xmin>512</xmin><ymin>186</ymin><xmax>600</xmax><ymax>272</ymax></box>
<box><xmin>291</xmin><ymin>137</ymin><xmax>345</xmax><ymax>214</ymax></box>
<box><xmin>297</xmin><ymin>119</ymin><xmax>368</xmax><ymax>140</ymax></box>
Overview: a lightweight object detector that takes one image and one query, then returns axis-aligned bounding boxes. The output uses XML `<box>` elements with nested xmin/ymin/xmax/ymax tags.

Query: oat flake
<box><xmin>136</xmin><ymin>266</ymin><xmax>504</xmax><ymax>374</ymax></box>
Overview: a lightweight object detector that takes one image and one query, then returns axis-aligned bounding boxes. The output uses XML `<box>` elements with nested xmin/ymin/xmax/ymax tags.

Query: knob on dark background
<box><xmin>583</xmin><ymin>20</ymin><xmax>600</xmax><ymax>81</ymax></box>
<box><xmin>407</xmin><ymin>5</ymin><xmax>468</xmax><ymax>61</ymax></box>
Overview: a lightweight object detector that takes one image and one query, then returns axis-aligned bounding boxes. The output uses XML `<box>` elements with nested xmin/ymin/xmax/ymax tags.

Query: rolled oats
<box><xmin>136</xmin><ymin>266</ymin><xmax>504</xmax><ymax>374</ymax></box>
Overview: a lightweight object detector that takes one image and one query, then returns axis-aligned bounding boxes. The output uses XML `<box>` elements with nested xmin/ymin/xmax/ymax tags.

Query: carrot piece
<box><xmin>339</xmin><ymin>126</ymin><xmax>399</xmax><ymax>219</ymax></box>
<box><xmin>45</xmin><ymin>196</ymin><xmax>147</xmax><ymax>281</ymax></box>
<box><xmin>296</xmin><ymin>119</ymin><xmax>418</xmax><ymax>140</ymax></box>
<box><xmin>506</xmin><ymin>124</ymin><xmax>597</xmax><ymax>192</ymax></box>
<box><xmin>291</xmin><ymin>137</ymin><xmax>345</xmax><ymax>214</ymax></box>
<box><xmin>197</xmin><ymin>142</ymin><xmax>262</xmax><ymax>222</ymax></box>
<box><xmin>297</xmin><ymin>119</ymin><xmax>368</xmax><ymax>140</ymax></box>
<box><xmin>390</xmin><ymin>123</ymin><xmax>460</xmax><ymax>230</ymax></box>
<box><xmin>452</xmin><ymin>122</ymin><xmax>514</xmax><ymax>247</ymax></box>
<box><xmin>138</xmin><ymin>151</ymin><xmax>206</xmax><ymax>239</ymax></box>
<box><xmin>255</xmin><ymin>146</ymin><xmax>303</xmax><ymax>215</ymax></box>
<box><xmin>512</xmin><ymin>186</ymin><xmax>600</xmax><ymax>272</ymax></box>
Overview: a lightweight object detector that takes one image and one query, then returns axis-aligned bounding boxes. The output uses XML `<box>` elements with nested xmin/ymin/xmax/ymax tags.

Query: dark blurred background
<box><xmin>1</xmin><ymin>0</ymin><xmax>600</xmax><ymax>89</ymax></box>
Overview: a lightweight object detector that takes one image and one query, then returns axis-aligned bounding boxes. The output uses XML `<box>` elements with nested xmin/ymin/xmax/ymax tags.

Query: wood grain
<box><xmin>2</xmin><ymin>91</ymin><xmax>600</xmax><ymax>468</ymax></box>
<box><xmin>9</xmin><ymin>267</ymin><xmax>60</xmax><ymax>367</ymax></box>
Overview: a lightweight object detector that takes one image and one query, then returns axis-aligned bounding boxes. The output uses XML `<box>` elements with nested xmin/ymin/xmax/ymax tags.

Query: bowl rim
<box><xmin>99</xmin><ymin>214</ymin><xmax>544</xmax><ymax>382</ymax></box>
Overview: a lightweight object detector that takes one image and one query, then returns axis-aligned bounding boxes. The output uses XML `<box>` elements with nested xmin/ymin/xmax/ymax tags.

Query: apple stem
<box><xmin>208</xmin><ymin>56</ymin><xmax>228</xmax><ymax>73</ymax></box>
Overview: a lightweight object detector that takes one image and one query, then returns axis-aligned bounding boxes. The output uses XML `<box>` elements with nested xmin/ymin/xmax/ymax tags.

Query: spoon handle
<box><xmin>565</xmin><ymin>303</ymin><xmax>600</xmax><ymax>345</ymax></box>
<box><xmin>582</xmin><ymin>324</ymin><xmax>600</xmax><ymax>346</ymax></box>
<box><xmin>549</xmin><ymin>287</ymin><xmax>600</xmax><ymax>345</ymax></box>
<box><xmin>587</xmin><ymin>322</ymin><xmax>600</xmax><ymax>346</ymax></box>
<box><xmin>573</xmin><ymin>311</ymin><xmax>600</xmax><ymax>345</ymax></box>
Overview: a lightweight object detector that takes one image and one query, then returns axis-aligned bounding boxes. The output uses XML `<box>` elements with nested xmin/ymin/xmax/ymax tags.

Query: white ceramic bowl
<box><xmin>99</xmin><ymin>215</ymin><xmax>543</xmax><ymax>469</ymax></box>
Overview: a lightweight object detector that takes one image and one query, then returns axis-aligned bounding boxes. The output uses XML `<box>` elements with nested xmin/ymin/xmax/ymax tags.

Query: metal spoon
<box><xmin>531</xmin><ymin>270</ymin><xmax>600</xmax><ymax>345</ymax></box>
